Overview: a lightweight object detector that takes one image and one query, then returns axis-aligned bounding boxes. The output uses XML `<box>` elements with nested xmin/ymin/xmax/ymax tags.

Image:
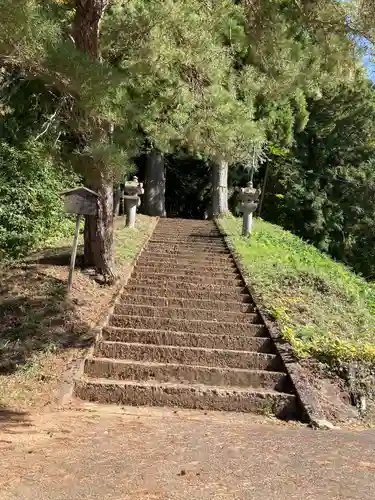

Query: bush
<box><xmin>0</xmin><ymin>140</ymin><xmax>76</xmax><ymax>259</ymax></box>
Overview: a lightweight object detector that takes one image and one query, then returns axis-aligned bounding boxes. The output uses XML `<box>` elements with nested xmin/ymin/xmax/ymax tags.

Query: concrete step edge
<box><xmin>132</xmin><ymin>271</ymin><xmax>240</xmax><ymax>279</ymax></box>
<box><xmin>119</xmin><ymin>294</ymin><xmax>254</xmax><ymax>308</ymax></box>
<box><xmin>110</xmin><ymin>314</ymin><xmax>263</xmax><ymax>327</ymax></box>
<box><xmin>135</xmin><ymin>266</ymin><xmax>237</xmax><ymax>274</ymax></box>
<box><xmin>122</xmin><ymin>286</ymin><xmax>249</xmax><ymax>296</ymax></box>
<box><xmin>116</xmin><ymin>303</ymin><xmax>256</xmax><ymax>316</ymax></box>
<box><xmin>103</xmin><ymin>326</ymin><xmax>268</xmax><ymax>339</ymax></box>
<box><xmin>138</xmin><ymin>255</ymin><xmax>233</xmax><ymax>261</ymax></box>
<box><xmin>85</xmin><ymin>357</ymin><xmax>285</xmax><ymax>377</ymax></box>
<box><xmin>76</xmin><ymin>377</ymin><xmax>294</xmax><ymax>398</ymax></box>
<box><xmin>127</xmin><ymin>285</ymin><xmax>244</xmax><ymax>292</ymax></box>
<box><xmin>97</xmin><ymin>341</ymin><xmax>277</xmax><ymax>359</ymax></box>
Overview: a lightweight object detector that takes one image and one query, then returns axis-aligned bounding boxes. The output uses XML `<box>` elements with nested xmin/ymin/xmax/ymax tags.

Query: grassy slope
<box><xmin>220</xmin><ymin>216</ymin><xmax>375</xmax><ymax>365</ymax></box>
<box><xmin>0</xmin><ymin>215</ymin><xmax>156</xmax><ymax>410</ymax></box>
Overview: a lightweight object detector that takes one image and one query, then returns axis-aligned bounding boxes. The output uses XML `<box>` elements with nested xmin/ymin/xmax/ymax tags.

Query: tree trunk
<box><xmin>144</xmin><ymin>150</ymin><xmax>166</xmax><ymax>217</ymax></box>
<box><xmin>84</xmin><ymin>172</ymin><xmax>115</xmax><ymax>281</ymax></box>
<box><xmin>72</xmin><ymin>0</ymin><xmax>115</xmax><ymax>281</ymax></box>
<box><xmin>211</xmin><ymin>156</ymin><xmax>229</xmax><ymax>218</ymax></box>
<box><xmin>113</xmin><ymin>185</ymin><xmax>121</xmax><ymax>216</ymax></box>
<box><xmin>257</xmin><ymin>163</ymin><xmax>269</xmax><ymax>218</ymax></box>
<box><xmin>72</xmin><ymin>0</ymin><xmax>109</xmax><ymax>59</ymax></box>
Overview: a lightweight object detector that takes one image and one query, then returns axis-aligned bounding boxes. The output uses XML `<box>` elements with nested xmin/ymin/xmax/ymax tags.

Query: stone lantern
<box><xmin>123</xmin><ymin>176</ymin><xmax>144</xmax><ymax>228</ymax></box>
<box><xmin>239</xmin><ymin>182</ymin><xmax>261</xmax><ymax>237</ymax></box>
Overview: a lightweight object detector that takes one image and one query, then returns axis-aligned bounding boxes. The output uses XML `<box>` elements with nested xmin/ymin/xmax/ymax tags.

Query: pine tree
<box><xmin>1</xmin><ymin>0</ymin><xmax>133</xmax><ymax>279</ymax></box>
<box><xmin>101</xmin><ymin>0</ymin><xmax>263</xmax><ymax>216</ymax></box>
<box><xmin>208</xmin><ymin>0</ymin><xmax>360</xmax><ymax>215</ymax></box>
<box><xmin>0</xmin><ymin>0</ymin><xmax>362</xmax><ymax>273</ymax></box>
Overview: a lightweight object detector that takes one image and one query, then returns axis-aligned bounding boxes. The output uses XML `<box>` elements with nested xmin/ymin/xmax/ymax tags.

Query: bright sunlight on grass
<box><xmin>220</xmin><ymin>215</ymin><xmax>375</xmax><ymax>365</ymax></box>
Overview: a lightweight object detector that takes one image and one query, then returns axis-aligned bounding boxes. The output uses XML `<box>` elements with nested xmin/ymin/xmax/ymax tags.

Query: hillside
<box><xmin>220</xmin><ymin>215</ymin><xmax>375</xmax><ymax>419</ymax></box>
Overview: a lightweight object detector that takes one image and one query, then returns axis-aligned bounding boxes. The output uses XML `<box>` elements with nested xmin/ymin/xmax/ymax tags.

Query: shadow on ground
<box><xmin>0</xmin><ymin>247</ymin><xmax>93</xmax><ymax>375</ymax></box>
<box><xmin>0</xmin><ymin>407</ymin><xmax>31</xmax><ymax>433</ymax></box>
<box><xmin>25</xmin><ymin>245</ymin><xmax>83</xmax><ymax>267</ymax></box>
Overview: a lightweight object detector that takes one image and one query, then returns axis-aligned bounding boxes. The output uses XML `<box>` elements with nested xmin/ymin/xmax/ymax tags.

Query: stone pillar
<box><xmin>242</xmin><ymin>210</ymin><xmax>253</xmax><ymax>237</ymax></box>
<box><xmin>124</xmin><ymin>195</ymin><xmax>139</xmax><ymax>228</ymax></box>
<box><xmin>239</xmin><ymin>183</ymin><xmax>261</xmax><ymax>237</ymax></box>
<box><xmin>123</xmin><ymin>177</ymin><xmax>144</xmax><ymax>228</ymax></box>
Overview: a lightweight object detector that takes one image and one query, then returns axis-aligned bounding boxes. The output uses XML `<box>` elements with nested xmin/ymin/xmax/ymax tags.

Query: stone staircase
<box><xmin>74</xmin><ymin>219</ymin><xmax>298</xmax><ymax>419</ymax></box>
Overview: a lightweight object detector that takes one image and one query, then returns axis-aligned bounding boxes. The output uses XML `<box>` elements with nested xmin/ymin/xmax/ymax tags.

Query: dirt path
<box><xmin>1</xmin><ymin>405</ymin><xmax>374</xmax><ymax>499</ymax></box>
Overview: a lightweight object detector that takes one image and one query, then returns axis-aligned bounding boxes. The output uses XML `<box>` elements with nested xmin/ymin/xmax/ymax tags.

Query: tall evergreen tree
<box><xmin>0</xmin><ymin>0</ymin><xmax>362</xmax><ymax>274</ymax></box>
<box><xmin>207</xmin><ymin>0</ymin><xmax>359</xmax><ymax>215</ymax></box>
<box><xmin>261</xmin><ymin>76</ymin><xmax>375</xmax><ymax>277</ymax></box>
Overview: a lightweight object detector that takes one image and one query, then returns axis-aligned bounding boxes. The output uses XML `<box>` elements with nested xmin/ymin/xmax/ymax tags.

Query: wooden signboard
<box><xmin>60</xmin><ymin>187</ymin><xmax>99</xmax><ymax>292</ymax></box>
<box><xmin>62</xmin><ymin>187</ymin><xmax>98</xmax><ymax>216</ymax></box>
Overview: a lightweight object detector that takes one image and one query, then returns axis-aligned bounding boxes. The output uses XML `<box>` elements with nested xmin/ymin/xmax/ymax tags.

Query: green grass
<box><xmin>115</xmin><ymin>215</ymin><xmax>155</xmax><ymax>265</ymax></box>
<box><xmin>34</xmin><ymin>214</ymin><xmax>154</xmax><ymax>267</ymax></box>
<box><xmin>220</xmin><ymin>215</ymin><xmax>375</xmax><ymax>365</ymax></box>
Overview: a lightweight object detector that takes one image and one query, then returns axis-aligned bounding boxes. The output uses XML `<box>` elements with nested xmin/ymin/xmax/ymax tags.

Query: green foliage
<box><xmin>102</xmin><ymin>0</ymin><xmax>264</xmax><ymax>160</ymax></box>
<box><xmin>0</xmin><ymin>0</ymin><xmax>369</xmax><ymax>265</ymax></box>
<box><xmin>0</xmin><ymin>140</ymin><xmax>76</xmax><ymax>259</ymax></box>
<box><xmin>220</xmin><ymin>215</ymin><xmax>375</xmax><ymax>365</ymax></box>
<box><xmin>261</xmin><ymin>77</ymin><xmax>375</xmax><ymax>278</ymax></box>
<box><xmin>1</xmin><ymin>0</ymin><xmax>361</xmax><ymax>168</ymax></box>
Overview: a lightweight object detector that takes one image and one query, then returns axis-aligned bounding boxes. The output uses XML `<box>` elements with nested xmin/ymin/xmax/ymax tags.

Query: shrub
<box><xmin>0</xmin><ymin>140</ymin><xmax>76</xmax><ymax>259</ymax></box>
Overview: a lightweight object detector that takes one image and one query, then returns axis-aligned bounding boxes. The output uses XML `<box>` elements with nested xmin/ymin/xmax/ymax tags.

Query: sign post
<box><xmin>68</xmin><ymin>214</ymin><xmax>81</xmax><ymax>292</ymax></box>
<box><xmin>60</xmin><ymin>187</ymin><xmax>99</xmax><ymax>292</ymax></box>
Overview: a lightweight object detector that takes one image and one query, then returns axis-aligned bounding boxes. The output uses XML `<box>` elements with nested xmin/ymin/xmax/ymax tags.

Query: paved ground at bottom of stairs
<box><xmin>1</xmin><ymin>404</ymin><xmax>374</xmax><ymax>500</ymax></box>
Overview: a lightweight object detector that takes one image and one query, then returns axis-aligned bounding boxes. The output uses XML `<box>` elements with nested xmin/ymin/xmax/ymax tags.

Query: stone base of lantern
<box><xmin>124</xmin><ymin>195</ymin><xmax>139</xmax><ymax>228</ymax></box>
<box><xmin>242</xmin><ymin>210</ymin><xmax>253</xmax><ymax>237</ymax></box>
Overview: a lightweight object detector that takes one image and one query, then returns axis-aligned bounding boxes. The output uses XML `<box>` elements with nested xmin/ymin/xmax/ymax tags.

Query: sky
<box><xmin>364</xmin><ymin>56</ymin><xmax>375</xmax><ymax>81</ymax></box>
<box><xmin>358</xmin><ymin>37</ymin><xmax>375</xmax><ymax>81</ymax></box>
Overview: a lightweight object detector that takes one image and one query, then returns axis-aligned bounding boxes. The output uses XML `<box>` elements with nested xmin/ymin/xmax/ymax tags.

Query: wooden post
<box><xmin>258</xmin><ymin>164</ymin><xmax>269</xmax><ymax>217</ymax></box>
<box><xmin>68</xmin><ymin>214</ymin><xmax>81</xmax><ymax>293</ymax></box>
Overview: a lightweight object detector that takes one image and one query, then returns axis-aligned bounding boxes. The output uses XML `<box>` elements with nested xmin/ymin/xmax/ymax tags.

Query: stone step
<box><xmin>140</xmin><ymin>253</ymin><xmax>233</xmax><ymax>263</ymax></box>
<box><xmin>149</xmin><ymin>237</ymin><xmax>224</xmax><ymax>243</ymax></box>
<box><xmin>74</xmin><ymin>378</ymin><xmax>298</xmax><ymax>418</ymax></box>
<box><xmin>109</xmin><ymin>315</ymin><xmax>266</xmax><ymax>336</ymax></box>
<box><xmin>114</xmin><ymin>304</ymin><xmax>258</xmax><ymax>323</ymax></box>
<box><xmin>145</xmin><ymin>245</ymin><xmax>229</xmax><ymax>254</ymax></box>
<box><xmin>151</xmin><ymin>233</ymin><xmax>224</xmax><ymax>241</ymax></box>
<box><xmin>156</xmin><ymin>220</ymin><xmax>217</xmax><ymax>224</ymax></box>
<box><xmin>154</xmin><ymin>222</ymin><xmax>219</xmax><ymax>228</ymax></box>
<box><xmin>102</xmin><ymin>327</ymin><xmax>271</xmax><ymax>350</ymax></box>
<box><xmin>137</xmin><ymin>254</ymin><xmax>234</xmax><ymax>266</ymax></box>
<box><xmin>144</xmin><ymin>248</ymin><xmax>231</xmax><ymax>256</ymax></box>
<box><xmin>127</xmin><ymin>278</ymin><xmax>243</xmax><ymax>290</ymax></box>
<box><xmin>135</xmin><ymin>260</ymin><xmax>237</xmax><ymax>273</ymax></box>
<box><xmin>84</xmin><ymin>358</ymin><xmax>289</xmax><ymax>391</ymax></box>
<box><xmin>130</xmin><ymin>271</ymin><xmax>242</xmax><ymax>285</ymax></box>
<box><xmin>95</xmin><ymin>342</ymin><xmax>281</xmax><ymax>371</ymax></box>
<box><xmin>118</xmin><ymin>294</ymin><xmax>255</xmax><ymax>312</ymax></box>
<box><xmin>151</xmin><ymin>233</ymin><xmax>224</xmax><ymax>238</ymax></box>
<box><xmin>135</xmin><ymin>265</ymin><xmax>237</xmax><ymax>277</ymax></box>
<box><xmin>147</xmin><ymin>242</ymin><xmax>227</xmax><ymax>251</ymax></box>
<box><xmin>155</xmin><ymin>228</ymin><xmax>217</xmax><ymax>233</ymax></box>
<box><xmin>149</xmin><ymin>236</ymin><xmax>223</xmax><ymax>242</ymax></box>
<box><xmin>123</xmin><ymin>285</ymin><xmax>250</xmax><ymax>301</ymax></box>
<box><xmin>156</xmin><ymin>219</ymin><xmax>215</xmax><ymax>225</ymax></box>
